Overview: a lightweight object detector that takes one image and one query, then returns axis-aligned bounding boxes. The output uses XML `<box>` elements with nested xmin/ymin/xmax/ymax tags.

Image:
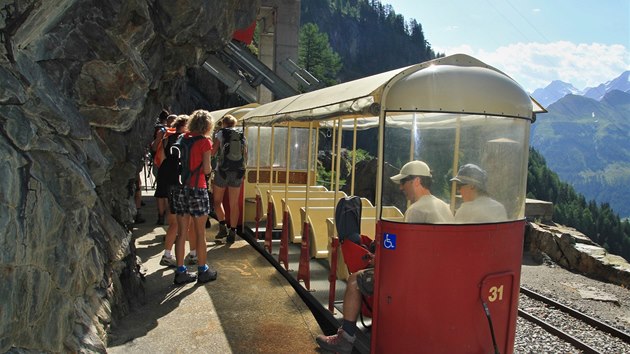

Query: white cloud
<box><xmin>438</xmin><ymin>42</ymin><xmax>630</xmax><ymax>92</ymax></box>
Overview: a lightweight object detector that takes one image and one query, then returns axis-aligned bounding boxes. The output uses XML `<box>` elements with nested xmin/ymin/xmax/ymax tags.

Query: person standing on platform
<box><xmin>212</xmin><ymin>114</ymin><xmax>247</xmax><ymax>244</ymax></box>
<box><xmin>170</xmin><ymin>110</ymin><xmax>217</xmax><ymax>285</ymax></box>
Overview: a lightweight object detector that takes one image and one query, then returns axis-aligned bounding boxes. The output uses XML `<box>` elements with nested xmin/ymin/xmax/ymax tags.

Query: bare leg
<box><xmin>175</xmin><ymin>214</ymin><xmax>190</xmax><ymax>267</ymax></box>
<box><xmin>213</xmin><ymin>184</ymin><xmax>226</xmax><ymax>222</ymax></box>
<box><xmin>342</xmin><ymin>272</ymin><xmax>362</xmax><ymax>322</ymax></box>
<box><xmin>193</xmin><ymin>215</ymin><xmax>209</xmax><ymax>266</ymax></box>
<box><xmin>187</xmin><ymin>217</ymin><xmax>197</xmax><ymax>252</ymax></box>
<box><xmin>164</xmin><ymin>210</ymin><xmax>177</xmax><ymax>253</ymax></box>
<box><xmin>227</xmin><ymin>186</ymin><xmax>240</xmax><ymax>228</ymax></box>
<box><xmin>157</xmin><ymin>197</ymin><xmax>167</xmax><ymax>218</ymax></box>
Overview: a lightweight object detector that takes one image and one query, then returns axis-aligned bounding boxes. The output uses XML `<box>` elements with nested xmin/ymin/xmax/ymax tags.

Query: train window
<box><xmin>246</xmin><ymin>126</ymin><xmax>317</xmax><ymax>171</ymax></box>
<box><xmin>380</xmin><ymin>111</ymin><xmax>530</xmax><ymax>224</ymax></box>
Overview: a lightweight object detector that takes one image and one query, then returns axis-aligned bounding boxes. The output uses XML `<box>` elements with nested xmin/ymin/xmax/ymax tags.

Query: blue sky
<box><xmin>384</xmin><ymin>0</ymin><xmax>630</xmax><ymax>92</ymax></box>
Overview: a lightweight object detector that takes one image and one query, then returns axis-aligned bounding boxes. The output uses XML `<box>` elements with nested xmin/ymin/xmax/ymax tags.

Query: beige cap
<box><xmin>390</xmin><ymin>160</ymin><xmax>432</xmax><ymax>184</ymax></box>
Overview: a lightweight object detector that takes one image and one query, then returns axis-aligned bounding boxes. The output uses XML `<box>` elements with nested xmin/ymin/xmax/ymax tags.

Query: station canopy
<box><xmin>240</xmin><ymin>54</ymin><xmax>545</xmax><ymax>128</ymax></box>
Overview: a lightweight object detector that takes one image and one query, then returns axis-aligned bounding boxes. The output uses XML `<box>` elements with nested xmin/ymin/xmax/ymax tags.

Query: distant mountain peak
<box><xmin>531</xmin><ymin>80</ymin><xmax>580</xmax><ymax>108</ymax></box>
<box><xmin>532</xmin><ymin>71</ymin><xmax>630</xmax><ymax>107</ymax></box>
<box><xmin>583</xmin><ymin>71</ymin><xmax>630</xmax><ymax>101</ymax></box>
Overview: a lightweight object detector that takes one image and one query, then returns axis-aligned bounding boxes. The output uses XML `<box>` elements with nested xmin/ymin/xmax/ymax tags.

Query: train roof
<box><xmin>240</xmin><ymin>54</ymin><xmax>545</xmax><ymax>127</ymax></box>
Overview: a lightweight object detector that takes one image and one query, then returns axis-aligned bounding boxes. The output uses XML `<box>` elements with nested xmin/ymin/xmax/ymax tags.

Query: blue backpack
<box><xmin>170</xmin><ymin>135</ymin><xmax>204</xmax><ymax>186</ymax></box>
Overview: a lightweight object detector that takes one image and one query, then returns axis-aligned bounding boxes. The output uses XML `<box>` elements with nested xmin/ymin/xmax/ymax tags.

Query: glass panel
<box><xmin>381</xmin><ymin>112</ymin><xmax>530</xmax><ymax>224</ymax></box>
<box><xmin>289</xmin><ymin>127</ymin><xmax>312</xmax><ymax>170</ymax></box>
<box><xmin>246</xmin><ymin>126</ymin><xmax>317</xmax><ymax>172</ymax></box>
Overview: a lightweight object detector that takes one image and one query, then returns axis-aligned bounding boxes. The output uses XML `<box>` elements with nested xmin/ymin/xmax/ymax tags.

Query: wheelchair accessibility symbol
<box><xmin>383</xmin><ymin>233</ymin><xmax>396</xmax><ymax>250</ymax></box>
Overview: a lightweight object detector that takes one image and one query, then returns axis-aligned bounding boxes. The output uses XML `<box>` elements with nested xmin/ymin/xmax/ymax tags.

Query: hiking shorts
<box><xmin>213</xmin><ymin>170</ymin><xmax>244</xmax><ymax>188</ymax></box>
<box><xmin>356</xmin><ymin>268</ymin><xmax>374</xmax><ymax>296</ymax></box>
<box><xmin>169</xmin><ymin>186</ymin><xmax>210</xmax><ymax>217</ymax></box>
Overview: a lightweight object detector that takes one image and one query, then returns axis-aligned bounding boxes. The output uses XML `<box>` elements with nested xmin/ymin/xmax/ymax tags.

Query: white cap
<box><xmin>390</xmin><ymin>161</ymin><xmax>432</xmax><ymax>184</ymax></box>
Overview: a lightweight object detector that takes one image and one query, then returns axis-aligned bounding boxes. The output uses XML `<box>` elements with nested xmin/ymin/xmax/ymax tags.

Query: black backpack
<box><xmin>335</xmin><ymin>196</ymin><xmax>363</xmax><ymax>244</ymax></box>
<box><xmin>218</xmin><ymin>128</ymin><xmax>245</xmax><ymax>173</ymax></box>
<box><xmin>170</xmin><ymin>134</ymin><xmax>204</xmax><ymax>186</ymax></box>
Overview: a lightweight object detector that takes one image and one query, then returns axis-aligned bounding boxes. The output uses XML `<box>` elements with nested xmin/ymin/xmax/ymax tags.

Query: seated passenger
<box><xmin>451</xmin><ymin>163</ymin><xmax>507</xmax><ymax>223</ymax></box>
<box><xmin>315</xmin><ymin>160</ymin><xmax>452</xmax><ymax>354</ymax></box>
<box><xmin>390</xmin><ymin>160</ymin><xmax>454</xmax><ymax>223</ymax></box>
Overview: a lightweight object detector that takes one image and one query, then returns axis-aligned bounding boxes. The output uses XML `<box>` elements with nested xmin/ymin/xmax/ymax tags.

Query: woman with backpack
<box><xmin>170</xmin><ymin>110</ymin><xmax>218</xmax><ymax>285</ymax></box>
<box><xmin>212</xmin><ymin>114</ymin><xmax>247</xmax><ymax>244</ymax></box>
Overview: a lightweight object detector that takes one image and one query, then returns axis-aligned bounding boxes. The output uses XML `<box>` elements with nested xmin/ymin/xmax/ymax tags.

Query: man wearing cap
<box><xmin>390</xmin><ymin>160</ymin><xmax>454</xmax><ymax>223</ymax></box>
<box><xmin>451</xmin><ymin>163</ymin><xmax>507</xmax><ymax>223</ymax></box>
<box><xmin>315</xmin><ymin>160</ymin><xmax>454</xmax><ymax>354</ymax></box>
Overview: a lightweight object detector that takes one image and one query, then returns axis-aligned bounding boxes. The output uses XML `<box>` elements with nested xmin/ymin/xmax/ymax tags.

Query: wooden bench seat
<box><xmin>269</xmin><ymin>190</ymin><xmax>345</xmax><ymax>229</ymax></box>
<box><xmin>300</xmin><ymin>205</ymin><xmax>403</xmax><ymax>259</ymax></box>
<box><xmin>284</xmin><ymin>197</ymin><xmax>371</xmax><ymax>243</ymax></box>
<box><xmin>244</xmin><ymin>185</ymin><xmax>327</xmax><ymax>223</ymax></box>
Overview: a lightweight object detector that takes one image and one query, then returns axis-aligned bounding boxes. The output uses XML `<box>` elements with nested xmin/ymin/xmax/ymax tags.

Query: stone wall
<box><xmin>525</xmin><ymin>222</ymin><xmax>630</xmax><ymax>288</ymax></box>
<box><xmin>0</xmin><ymin>0</ymin><xmax>258</xmax><ymax>352</ymax></box>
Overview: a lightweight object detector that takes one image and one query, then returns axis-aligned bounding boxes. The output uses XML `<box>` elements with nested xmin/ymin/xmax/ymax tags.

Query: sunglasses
<box><xmin>400</xmin><ymin>176</ymin><xmax>417</xmax><ymax>184</ymax></box>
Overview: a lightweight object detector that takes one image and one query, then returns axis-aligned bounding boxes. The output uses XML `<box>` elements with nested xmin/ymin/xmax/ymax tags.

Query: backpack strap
<box><xmin>186</xmin><ymin>135</ymin><xmax>205</xmax><ymax>186</ymax></box>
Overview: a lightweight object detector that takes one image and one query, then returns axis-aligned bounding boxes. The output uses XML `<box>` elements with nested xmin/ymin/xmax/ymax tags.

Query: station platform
<box><xmin>106</xmin><ymin>192</ymin><xmax>324</xmax><ymax>353</ymax></box>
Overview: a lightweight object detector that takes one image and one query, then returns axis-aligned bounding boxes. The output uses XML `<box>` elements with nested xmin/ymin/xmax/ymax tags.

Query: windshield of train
<box><xmin>381</xmin><ymin>112</ymin><xmax>531</xmax><ymax>224</ymax></box>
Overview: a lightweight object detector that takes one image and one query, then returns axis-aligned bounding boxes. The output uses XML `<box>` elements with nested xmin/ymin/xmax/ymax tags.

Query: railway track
<box><xmin>517</xmin><ymin>286</ymin><xmax>630</xmax><ymax>354</ymax></box>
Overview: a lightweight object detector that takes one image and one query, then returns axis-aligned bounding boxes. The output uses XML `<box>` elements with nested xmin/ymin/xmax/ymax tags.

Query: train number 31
<box><xmin>487</xmin><ymin>285</ymin><xmax>504</xmax><ymax>302</ymax></box>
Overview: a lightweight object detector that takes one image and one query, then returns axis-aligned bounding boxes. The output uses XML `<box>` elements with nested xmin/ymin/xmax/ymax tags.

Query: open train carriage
<box><xmin>241</xmin><ymin>54</ymin><xmax>544</xmax><ymax>354</ymax></box>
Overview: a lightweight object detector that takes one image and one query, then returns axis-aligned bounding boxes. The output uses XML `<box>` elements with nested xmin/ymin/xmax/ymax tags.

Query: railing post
<box><xmin>278</xmin><ymin>210</ymin><xmax>289</xmax><ymax>270</ymax></box>
<box><xmin>297</xmin><ymin>221</ymin><xmax>311</xmax><ymax>290</ymax></box>
<box><xmin>328</xmin><ymin>236</ymin><xmax>340</xmax><ymax>313</ymax></box>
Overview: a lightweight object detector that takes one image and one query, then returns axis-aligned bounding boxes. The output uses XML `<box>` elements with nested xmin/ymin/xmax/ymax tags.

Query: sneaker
<box><xmin>315</xmin><ymin>328</ymin><xmax>355</xmax><ymax>354</ymax></box>
<box><xmin>173</xmin><ymin>270</ymin><xmax>197</xmax><ymax>285</ymax></box>
<box><xmin>215</xmin><ymin>224</ymin><xmax>228</xmax><ymax>240</ymax></box>
<box><xmin>227</xmin><ymin>228</ymin><xmax>236</xmax><ymax>244</ymax></box>
<box><xmin>159</xmin><ymin>255</ymin><xmax>176</xmax><ymax>267</ymax></box>
<box><xmin>185</xmin><ymin>253</ymin><xmax>198</xmax><ymax>265</ymax></box>
<box><xmin>197</xmin><ymin>266</ymin><xmax>218</xmax><ymax>284</ymax></box>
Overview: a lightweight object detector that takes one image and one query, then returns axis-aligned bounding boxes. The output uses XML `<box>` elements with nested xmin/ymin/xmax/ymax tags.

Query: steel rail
<box><xmin>520</xmin><ymin>286</ymin><xmax>630</xmax><ymax>343</ymax></box>
<box><xmin>518</xmin><ymin>308</ymin><xmax>601</xmax><ymax>354</ymax></box>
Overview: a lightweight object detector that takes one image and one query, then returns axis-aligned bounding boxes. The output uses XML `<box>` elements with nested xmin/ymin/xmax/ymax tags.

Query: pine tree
<box><xmin>298</xmin><ymin>23</ymin><xmax>342</xmax><ymax>88</ymax></box>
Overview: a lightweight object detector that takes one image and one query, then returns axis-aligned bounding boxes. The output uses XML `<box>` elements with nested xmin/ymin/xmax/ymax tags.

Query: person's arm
<box><xmin>211</xmin><ymin>137</ymin><xmax>220</xmax><ymax>156</ymax></box>
<box><xmin>202</xmin><ymin>148</ymin><xmax>212</xmax><ymax>175</ymax></box>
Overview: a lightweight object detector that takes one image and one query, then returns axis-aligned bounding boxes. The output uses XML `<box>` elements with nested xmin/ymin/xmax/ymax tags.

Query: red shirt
<box><xmin>184</xmin><ymin>133</ymin><xmax>212</xmax><ymax>188</ymax></box>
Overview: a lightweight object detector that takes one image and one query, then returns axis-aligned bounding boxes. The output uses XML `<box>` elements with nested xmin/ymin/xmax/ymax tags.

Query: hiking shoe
<box><xmin>227</xmin><ymin>228</ymin><xmax>236</xmax><ymax>244</ymax></box>
<box><xmin>159</xmin><ymin>255</ymin><xmax>176</xmax><ymax>268</ymax></box>
<box><xmin>185</xmin><ymin>253</ymin><xmax>198</xmax><ymax>265</ymax></box>
<box><xmin>216</xmin><ymin>224</ymin><xmax>228</xmax><ymax>240</ymax></box>
<box><xmin>315</xmin><ymin>328</ymin><xmax>355</xmax><ymax>354</ymax></box>
<box><xmin>197</xmin><ymin>266</ymin><xmax>218</xmax><ymax>284</ymax></box>
<box><xmin>173</xmin><ymin>270</ymin><xmax>197</xmax><ymax>285</ymax></box>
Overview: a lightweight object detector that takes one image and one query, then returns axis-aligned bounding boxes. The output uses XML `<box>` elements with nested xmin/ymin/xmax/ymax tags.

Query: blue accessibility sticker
<box><xmin>383</xmin><ymin>233</ymin><xmax>396</xmax><ymax>250</ymax></box>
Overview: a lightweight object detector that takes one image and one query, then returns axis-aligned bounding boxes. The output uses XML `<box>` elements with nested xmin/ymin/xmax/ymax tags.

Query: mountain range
<box><xmin>532</xmin><ymin>71</ymin><xmax>630</xmax><ymax>107</ymax></box>
<box><xmin>530</xmin><ymin>80</ymin><xmax>630</xmax><ymax>219</ymax></box>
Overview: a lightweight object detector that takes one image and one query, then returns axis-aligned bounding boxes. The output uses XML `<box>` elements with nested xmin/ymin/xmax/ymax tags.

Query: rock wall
<box><xmin>525</xmin><ymin>222</ymin><xmax>630</xmax><ymax>288</ymax></box>
<box><xmin>0</xmin><ymin>0</ymin><xmax>258</xmax><ymax>352</ymax></box>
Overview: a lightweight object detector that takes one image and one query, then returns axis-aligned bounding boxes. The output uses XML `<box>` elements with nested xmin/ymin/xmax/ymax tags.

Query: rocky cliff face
<box><xmin>0</xmin><ymin>0</ymin><xmax>257</xmax><ymax>352</ymax></box>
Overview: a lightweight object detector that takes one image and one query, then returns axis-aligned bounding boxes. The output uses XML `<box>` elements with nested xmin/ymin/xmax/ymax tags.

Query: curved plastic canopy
<box><xmin>240</xmin><ymin>54</ymin><xmax>545</xmax><ymax>126</ymax></box>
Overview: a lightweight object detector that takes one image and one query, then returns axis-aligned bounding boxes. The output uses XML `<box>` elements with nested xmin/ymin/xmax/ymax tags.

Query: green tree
<box><xmin>298</xmin><ymin>23</ymin><xmax>342</xmax><ymax>88</ymax></box>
